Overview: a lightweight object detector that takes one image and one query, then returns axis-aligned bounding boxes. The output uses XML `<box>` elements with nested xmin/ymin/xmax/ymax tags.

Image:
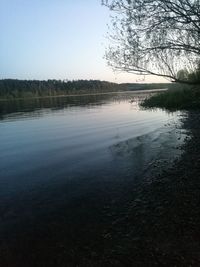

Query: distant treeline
<box><xmin>0</xmin><ymin>79</ymin><xmax>120</xmax><ymax>99</ymax></box>
<box><xmin>0</xmin><ymin>79</ymin><xmax>178</xmax><ymax>100</ymax></box>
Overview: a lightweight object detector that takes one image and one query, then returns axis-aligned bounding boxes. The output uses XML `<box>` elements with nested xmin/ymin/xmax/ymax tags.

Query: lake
<box><xmin>0</xmin><ymin>91</ymin><xmax>187</xmax><ymax>265</ymax></box>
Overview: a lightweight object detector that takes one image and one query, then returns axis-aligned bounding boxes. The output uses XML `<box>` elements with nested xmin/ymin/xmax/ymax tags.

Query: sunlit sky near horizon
<box><xmin>0</xmin><ymin>0</ymin><xmax>166</xmax><ymax>83</ymax></box>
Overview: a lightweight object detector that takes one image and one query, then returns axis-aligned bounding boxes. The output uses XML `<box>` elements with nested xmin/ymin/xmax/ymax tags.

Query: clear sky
<box><xmin>0</xmin><ymin>0</ymin><xmax>165</xmax><ymax>83</ymax></box>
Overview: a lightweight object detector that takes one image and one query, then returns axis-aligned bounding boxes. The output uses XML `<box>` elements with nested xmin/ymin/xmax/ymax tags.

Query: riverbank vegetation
<box><xmin>141</xmin><ymin>73</ymin><xmax>200</xmax><ymax>110</ymax></box>
<box><xmin>141</xmin><ymin>86</ymin><xmax>200</xmax><ymax>111</ymax></box>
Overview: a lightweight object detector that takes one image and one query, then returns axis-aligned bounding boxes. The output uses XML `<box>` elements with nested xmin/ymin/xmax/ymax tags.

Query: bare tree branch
<box><xmin>102</xmin><ymin>0</ymin><xmax>200</xmax><ymax>84</ymax></box>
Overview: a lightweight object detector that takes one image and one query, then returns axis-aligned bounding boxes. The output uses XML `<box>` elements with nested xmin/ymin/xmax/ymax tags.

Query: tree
<box><xmin>102</xmin><ymin>0</ymin><xmax>200</xmax><ymax>84</ymax></box>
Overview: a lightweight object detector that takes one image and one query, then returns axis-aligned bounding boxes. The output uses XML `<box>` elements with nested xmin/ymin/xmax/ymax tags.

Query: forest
<box><xmin>0</xmin><ymin>79</ymin><xmax>120</xmax><ymax>99</ymax></box>
<box><xmin>0</xmin><ymin>79</ymin><xmax>171</xmax><ymax>99</ymax></box>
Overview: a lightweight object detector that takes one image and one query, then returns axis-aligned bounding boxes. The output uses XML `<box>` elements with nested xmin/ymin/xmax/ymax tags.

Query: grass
<box><xmin>141</xmin><ymin>87</ymin><xmax>200</xmax><ymax>111</ymax></box>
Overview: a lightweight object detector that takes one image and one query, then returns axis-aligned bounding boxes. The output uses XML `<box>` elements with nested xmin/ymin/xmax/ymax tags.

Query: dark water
<box><xmin>0</xmin><ymin>92</ymin><xmax>186</xmax><ymax>265</ymax></box>
<box><xmin>0</xmin><ymin>92</ymin><xmax>183</xmax><ymax>196</ymax></box>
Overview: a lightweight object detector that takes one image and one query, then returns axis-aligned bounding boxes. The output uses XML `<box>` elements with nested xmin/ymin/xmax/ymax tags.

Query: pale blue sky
<box><xmin>0</xmin><ymin>0</ymin><xmax>164</xmax><ymax>83</ymax></box>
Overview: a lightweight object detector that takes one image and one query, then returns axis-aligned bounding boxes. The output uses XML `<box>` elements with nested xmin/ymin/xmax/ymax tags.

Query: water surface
<box><xmin>0</xmin><ymin>92</ymin><xmax>186</xmax><ymax>241</ymax></box>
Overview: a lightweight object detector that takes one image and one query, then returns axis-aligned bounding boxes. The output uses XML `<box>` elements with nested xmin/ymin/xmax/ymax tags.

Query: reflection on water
<box><xmin>0</xmin><ymin>92</ymin><xmax>186</xmax><ymax>239</ymax></box>
<box><xmin>0</xmin><ymin>92</ymin><xmax>184</xmax><ymax>195</ymax></box>
<box><xmin>0</xmin><ymin>94</ymin><xmax>114</xmax><ymax>121</ymax></box>
<box><xmin>0</xmin><ymin>91</ymin><xmax>158</xmax><ymax>121</ymax></box>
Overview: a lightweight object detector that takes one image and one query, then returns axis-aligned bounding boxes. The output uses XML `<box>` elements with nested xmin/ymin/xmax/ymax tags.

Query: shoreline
<box><xmin>0</xmin><ymin>88</ymin><xmax>167</xmax><ymax>102</ymax></box>
<box><xmin>101</xmin><ymin>110</ymin><xmax>200</xmax><ymax>266</ymax></box>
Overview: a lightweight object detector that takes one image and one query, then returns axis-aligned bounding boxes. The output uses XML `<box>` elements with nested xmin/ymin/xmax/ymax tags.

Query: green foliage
<box><xmin>0</xmin><ymin>79</ymin><xmax>119</xmax><ymax>99</ymax></box>
<box><xmin>175</xmin><ymin>67</ymin><xmax>200</xmax><ymax>84</ymax></box>
<box><xmin>176</xmin><ymin>69</ymin><xmax>189</xmax><ymax>82</ymax></box>
<box><xmin>141</xmin><ymin>87</ymin><xmax>200</xmax><ymax>111</ymax></box>
<box><xmin>188</xmin><ymin>69</ymin><xmax>200</xmax><ymax>83</ymax></box>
